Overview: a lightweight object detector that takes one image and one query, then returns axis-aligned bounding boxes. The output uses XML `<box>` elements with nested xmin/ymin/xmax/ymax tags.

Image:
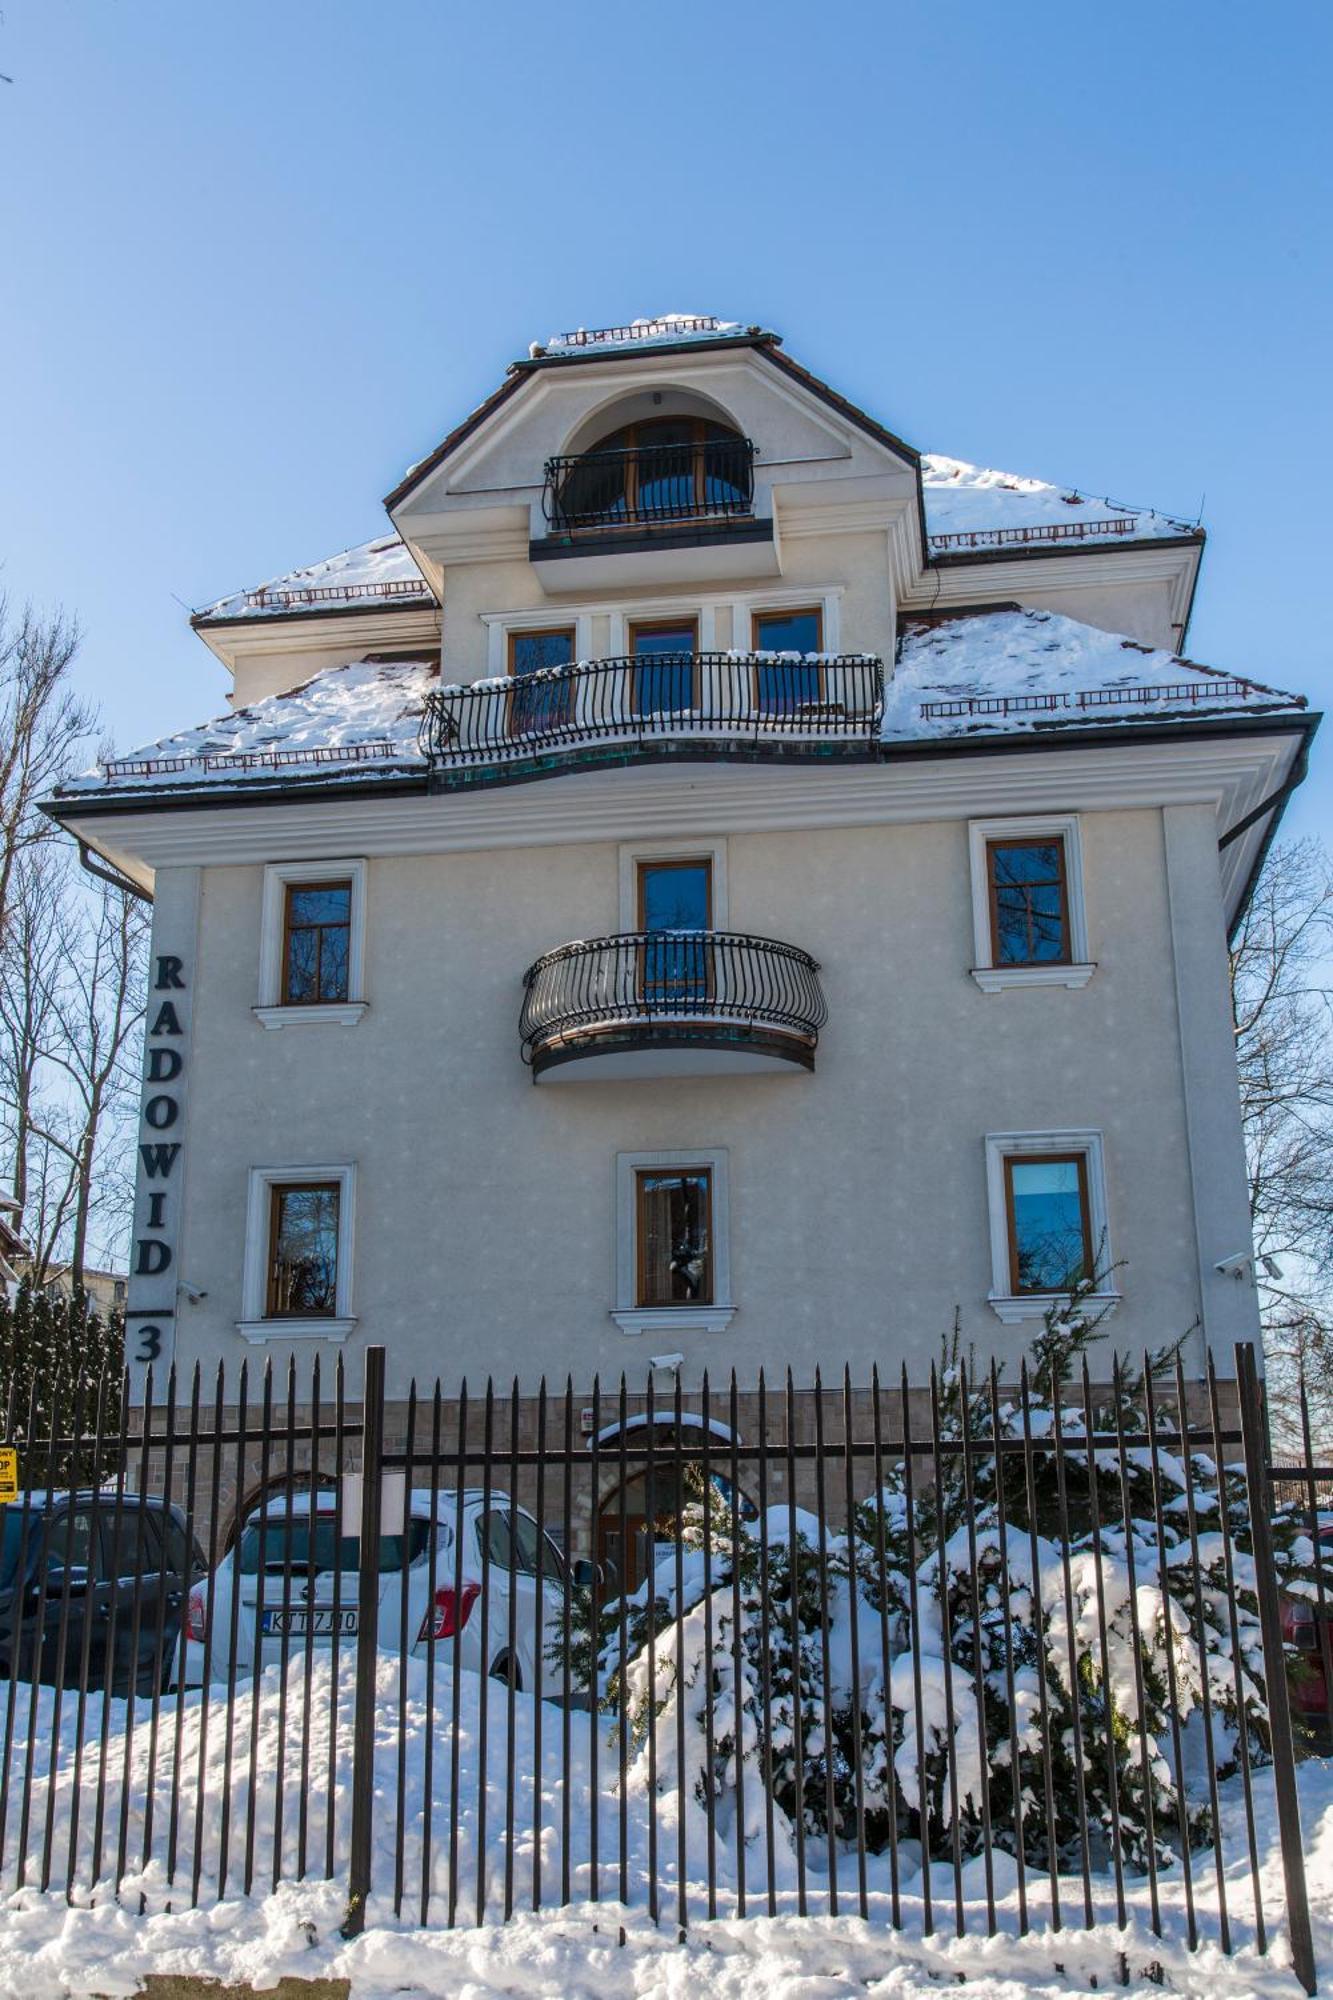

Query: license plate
<box><xmin>259</xmin><ymin>1606</ymin><xmax>357</xmax><ymax>1637</ymax></box>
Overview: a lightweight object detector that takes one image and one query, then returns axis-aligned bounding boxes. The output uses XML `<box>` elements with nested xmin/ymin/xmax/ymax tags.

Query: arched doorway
<box><xmin>594</xmin><ymin>1413</ymin><xmax>752</xmax><ymax>1594</ymax></box>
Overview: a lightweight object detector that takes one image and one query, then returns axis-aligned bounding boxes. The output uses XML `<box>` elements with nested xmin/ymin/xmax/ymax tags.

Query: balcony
<box><xmin>420</xmin><ymin>651</ymin><xmax>884</xmax><ymax>778</ymax></box>
<box><xmin>533</xmin><ymin>434</ymin><xmax>773</xmax><ymax>587</ymax></box>
<box><xmin>520</xmin><ymin>931</ymin><xmax>827</xmax><ymax>1081</ymax></box>
<box><xmin>543</xmin><ymin>435</ymin><xmax>757</xmax><ymax>533</ymax></box>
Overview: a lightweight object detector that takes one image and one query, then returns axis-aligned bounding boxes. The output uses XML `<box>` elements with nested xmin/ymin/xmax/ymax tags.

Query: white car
<box><xmin>177</xmin><ymin>1487</ymin><xmax>575</xmax><ymax>1693</ymax></box>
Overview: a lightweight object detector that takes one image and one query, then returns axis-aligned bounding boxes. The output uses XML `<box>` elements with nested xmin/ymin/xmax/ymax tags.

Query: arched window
<box><xmin>549</xmin><ymin>415</ymin><xmax>753</xmax><ymax>531</ymax></box>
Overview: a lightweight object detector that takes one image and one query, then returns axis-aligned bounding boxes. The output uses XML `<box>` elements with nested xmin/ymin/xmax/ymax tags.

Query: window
<box><xmin>283</xmin><ymin>881</ymin><xmax>352</xmax><ymax>1004</ymax></box>
<box><xmin>257</xmin><ymin>860</ymin><xmax>368</xmax><ymax>1027</ymax></box>
<box><xmin>613</xmin><ymin>1148</ymin><xmax>734</xmax><ymax>1338</ymax></box>
<box><xmin>237</xmin><ymin>1515</ymin><xmax>431</xmax><ymax>1575</ymax></box>
<box><xmin>752</xmin><ymin>606</ymin><xmax>823</xmax><ymax>713</ymax></box>
<box><xmin>638</xmin><ymin>858</ymin><xmax>712</xmax><ymax>1005</ymax></box>
<box><xmin>1004</xmin><ymin>1154</ymin><xmax>1091</xmax><ymax>1294</ymax></box>
<box><xmin>508</xmin><ymin>628</ymin><xmax>575</xmax><ymax>736</ymax></box>
<box><xmin>967</xmin><ymin>817</ymin><xmax>1093</xmax><ymax>991</ymax></box>
<box><xmin>984</xmin><ymin>1131</ymin><xmax>1116</xmax><ymax>1323</ymax></box>
<box><xmin>637</xmin><ymin>1168</ymin><xmax>713</xmax><ymax>1306</ymax></box>
<box><xmin>101</xmin><ymin>1506</ymin><xmax>163</xmax><ymax>1582</ymax></box>
<box><xmin>987</xmin><ymin>841</ymin><xmax>1068</xmax><ymax>966</ymax></box>
<box><xmin>555</xmin><ymin>416</ymin><xmax>750</xmax><ymax>530</ymax></box>
<box><xmin>239</xmin><ymin>1163</ymin><xmax>357</xmax><ymax>1342</ymax></box>
<box><xmin>476</xmin><ymin>1508</ymin><xmax>566</xmax><ymax>1581</ymax></box>
<box><xmin>42</xmin><ymin>1509</ymin><xmax>98</xmax><ymax>1577</ymax></box>
<box><xmin>630</xmin><ymin>618</ymin><xmax>699</xmax><ymax>717</ymax></box>
<box><xmin>267</xmin><ymin>1183</ymin><xmax>340</xmax><ymax>1318</ymax></box>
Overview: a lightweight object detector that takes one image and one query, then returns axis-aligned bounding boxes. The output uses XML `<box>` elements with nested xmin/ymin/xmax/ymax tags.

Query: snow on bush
<box><xmin>572</xmin><ymin>1301</ymin><xmax>1310</xmax><ymax>1891</ymax></box>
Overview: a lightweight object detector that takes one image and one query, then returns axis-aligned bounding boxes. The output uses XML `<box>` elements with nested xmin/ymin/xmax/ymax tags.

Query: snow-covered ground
<box><xmin>0</xmin><ymin>1652</ymin><xmax>1325</xmax><ymax>1999</ymax></box>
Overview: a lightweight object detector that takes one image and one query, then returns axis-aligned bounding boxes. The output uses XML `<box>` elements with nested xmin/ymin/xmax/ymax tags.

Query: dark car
<box><xmin>0</xmin><ymin>1492</ymin><xmax>207</xmax><ymax>1697</ymax></box>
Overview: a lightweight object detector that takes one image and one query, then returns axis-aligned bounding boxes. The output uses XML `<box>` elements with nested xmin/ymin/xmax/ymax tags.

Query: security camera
<box><xmin>649</xmin><ymin>1353</ymin><xmax>685</xmax><ymax>1372</ymax></box>
<box><xmin>1261</xmin><ymin>1253</ymin><xmax>1284</xmax><ymax>1281</ymax></box>
<box><xmin>1214</xmin><ymin>1253</ymin><xmax>1253</xmax><ymax>1282</ymax></box>
<box><xmin>177</xmin><ymin>1279</ymin><xmax>208</xmax><ymax>1304</ymax></box>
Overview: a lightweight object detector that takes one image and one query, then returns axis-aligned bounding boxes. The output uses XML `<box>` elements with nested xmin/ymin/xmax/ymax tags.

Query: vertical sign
<box><xmin>125</xmin><ymin>867</ymin><xmax>199</xmax><ymax>1401</ymax></box>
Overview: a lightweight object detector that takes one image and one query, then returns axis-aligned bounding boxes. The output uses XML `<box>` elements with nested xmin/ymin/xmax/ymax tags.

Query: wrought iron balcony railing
<box><xmin>419</xmin><ymin>651</ymin><xmax>884</xmax><ymax>770</ymax></box>
<box><xmin>542</xmin><ymin>436</ymin><xmax>756</xmax><ymax>532</ymax></box>
<box><xmin>520</xmin><ymin>931</ymin><xmax>827</xmax><ymax>1075</ymax></box>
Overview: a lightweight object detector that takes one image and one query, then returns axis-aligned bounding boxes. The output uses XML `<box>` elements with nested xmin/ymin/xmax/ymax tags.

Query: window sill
<box><xmin>611</xmin><ymin>1304</ymin><xmax>736</xmax><ymax>1339</ymax></box>
<box><xmin>987</xmin><ymin>1292</ymin><xmax>1119</xmax><ymax>1326</ymax></box>
<box><xmin>971</xmin><ymin>964</ymin><xmax>1096</xmax><ymax>993</ymax></box>
<box><xmin>236</xmin><ymin>1317</ymin><xmax>357</xmax><ymax>1344</ymax></box>
<box><xmin>253</xmin><ymin>1003</ymin><xmax>367</xmax><ymax>1029</ymax></box>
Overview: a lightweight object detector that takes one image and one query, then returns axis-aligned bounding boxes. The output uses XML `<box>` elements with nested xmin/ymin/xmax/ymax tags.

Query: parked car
<box><xmin>178</xmin><ymin>1487</ymin><xmax>576</xmax><ymax>1693</ymax></box>
<box><xmin>1282</xmin><ymin>1519</ymin><xmax>1333</xmax><ymax>1736</ymax></box>
<box><xmin>0</xmin><ymin>1490</ymin><xmax>207</xmax><ymax>1696</ymax></box>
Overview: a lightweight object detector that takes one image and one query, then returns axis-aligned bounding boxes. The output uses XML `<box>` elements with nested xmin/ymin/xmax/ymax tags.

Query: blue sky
<box><xmin>1</xmin><ymin>2</ymin><xmax>1329</xmax><ymax>837</ymax></box>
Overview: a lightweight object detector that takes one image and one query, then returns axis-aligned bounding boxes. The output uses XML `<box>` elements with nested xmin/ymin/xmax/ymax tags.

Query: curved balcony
<box><xmin>543</xmin><ymin>436</ymin><xmax>756</xmax><ymax>534</ymax></box>
<box><xmin>420</xmin><ymin>651</ymin><xmax>884</xmax><ymax>776</ymax></box>
<box><xmin>520</xmin><ymin>931</ymin><xmax>827</xmax><ymax>1082</ymax></box>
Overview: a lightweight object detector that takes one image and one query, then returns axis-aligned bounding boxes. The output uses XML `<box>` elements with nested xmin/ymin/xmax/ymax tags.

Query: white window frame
<box><xmin>967</xmin><ymin>815</ymin><xmax>1094</xmax><ymax>992</ymax></box>
<box><xmin>618</xmin><ymin>838</ymin><xmax>729</xmax><ymax>932</ymax></box>
<box><xmin>741</xmin><ymin>589</ymin><xmax>842</xmax><ymax>655</ymax></box>
<box><xmin>256</xmin><ymin>859</ymin><xmax>368</xmax><ymax>1028</ymax></box>
<box><xmin>483</xmin><ymin>612</ymin><xmax>596</xmax><ymax>677</ymax></box>
<box><xmin>613</xmin><ymin>1148</ymin><xmax>734</xmax><ymax>1339</ymax></box>
<box><xmin>238</xmin><ymin>1162</ymin><xmax>357</xmax><ymax>1343</ymax></box>
<box><xmin>480</xmin><ymin>587</ymin><xmax>845</xmax><ymax>667</ymax></box>
<box><xmin>984</xmin><ymin>1129</ymin><xmax>1118</xmax><ymax>1324</ymax></box>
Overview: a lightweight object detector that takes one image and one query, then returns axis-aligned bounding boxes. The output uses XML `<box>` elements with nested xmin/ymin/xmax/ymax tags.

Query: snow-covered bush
<box><xmin>567</xmin><ymin>1293</ymin><xmax>1311</xmax><ymax>1883</ymax></box>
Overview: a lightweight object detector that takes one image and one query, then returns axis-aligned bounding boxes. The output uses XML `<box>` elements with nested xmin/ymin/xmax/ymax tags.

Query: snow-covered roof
<box><xmin>533</xmin><ymin>313</ymin><xmax>749</xmax><ymax>359</ymax></box>
<box><xmin>884</xmin><ymin>608</ymin><xmax>1303</xmax><ymax>743</ymax></box>
<box><xmin>921</xmin><ymin>454</ymin><xmax>1195</xmax><ymax>555</ymax></box>
<box><xmin>59</xmin><ymin>659</ymin><xmax>437</xmax><ymax>797</ymax></box>
<box><xmin>58</xmin><ymin>613</ymin><xmax>1304</xmax><ymax>806</ymax></box>
<box><xmin>194</xmin><ymin>536</ymin><xmax>435</xmax><ymax>624</ymax></box>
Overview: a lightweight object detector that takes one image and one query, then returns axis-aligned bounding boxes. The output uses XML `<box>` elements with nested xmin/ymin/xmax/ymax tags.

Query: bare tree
<box><xmin>0</xmin><ymin>599</ymin><xmax>93</xmax><ymax>942</ymax></box>
<box><xmin>0</xmin><ymin>846</ymin><xmax>71</xmax><ymax>1260</ymax></box>
<box><xmin>1231</xmin><ymin>837</ymin><xmax>1333</xmax><ymax>1441</ymax></box>
<box><xmin>0</xmin><ymin>864</ymin><xmax>147</xmax><ymax>1287</ymax></box>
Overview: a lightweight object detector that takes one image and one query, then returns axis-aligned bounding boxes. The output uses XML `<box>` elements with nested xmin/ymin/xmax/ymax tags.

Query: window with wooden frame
<box><xmin>282</xmin><ymin>882</ymin><xmax>352</xmax><ymax>1005</ymax></box>
<box><xmin>636</xmin><ymin>857</ymin><xmax>712</xmax><ymax>1005</ymax></box>
<box><xmin>557</xmin><ymin>416</ymin><xmax>750</xmax><ymax>530</ymax></box>
<box><xmin>635</xmin><ymin>1167</ymin><xmax>713</xmax><ymax>1308</ymax></box>
<box><xmin>751</xmin><ymin>606</ymin><xmax>824</xmax><ymax>714</ymax></box>
<box><xmin>987</xmin><ymin>837</ymin><xmax>1071</xmax><ymax>967</ymax></box>
<box><xmin>1003</xmin><ymin>1153</ymin><xmax>1092</xmax><ymax>1296</ymax></box>
<box><xmin>630</xmin><ymin>616</ymin><xmax>699</xmax><ymax>717</ymax></box>
<box><xmin>266</xmin><ymin>1182</ymin><xmax>341</xmax><ymax>1318</ymax></box>
<box><xmin>507</xmin><ymin>627</ymin><xmax>576</xmax><ymax>736</ymax></box>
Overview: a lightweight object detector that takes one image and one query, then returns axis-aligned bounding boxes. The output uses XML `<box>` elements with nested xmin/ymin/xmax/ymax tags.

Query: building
<box><xmin>47</xmin><ymin>317</ymin><xmax>1316</xmax><ymax>1447</ymax></box>
<box><xmin>0</xmin><ymin>1198</ymin><xmax>31</xmax><ymax>1302</ymax></box>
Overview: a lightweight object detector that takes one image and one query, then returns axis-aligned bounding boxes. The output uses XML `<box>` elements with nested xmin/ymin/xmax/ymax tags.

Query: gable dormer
<box><xmin>386</xmin><ymin>316</ymin><xmax>924</xmax><ymax>596</ymax></box>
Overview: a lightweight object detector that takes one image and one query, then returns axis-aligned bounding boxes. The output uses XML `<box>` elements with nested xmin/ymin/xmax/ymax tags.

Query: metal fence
<box><xmin>0</xmin><ymin>1343</ymin><xmax>1318</xmax><ymax>1990</ymax></box>
<box><xmin>418</xmin><ymin>652</ymin><xmax>885</xmax><ymax>769</ymax></box>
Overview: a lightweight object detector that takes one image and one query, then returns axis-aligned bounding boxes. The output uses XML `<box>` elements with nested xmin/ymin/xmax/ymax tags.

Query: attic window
<box><xmin>545</xmin><ymin>417</ymin><xmax>755</xmax><ymax>533</ymax></box>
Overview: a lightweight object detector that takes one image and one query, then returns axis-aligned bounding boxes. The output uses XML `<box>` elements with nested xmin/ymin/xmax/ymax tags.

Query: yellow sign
<box><xmin>0</xmin><ymin>1450</ymin><xmax>16</xmax><ymax>1504</ymax></box>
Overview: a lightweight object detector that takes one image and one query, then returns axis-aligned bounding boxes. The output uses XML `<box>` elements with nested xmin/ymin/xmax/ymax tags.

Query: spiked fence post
<box><xmin>343</xmin><ymin>1345</ymin><xmax>387</xmax><ymax>1938</ymax></box>
<box><xmin>1236</xmin><ymin>1341</ymin><xmax>1316</xmax><ymax>1995</ymax></box>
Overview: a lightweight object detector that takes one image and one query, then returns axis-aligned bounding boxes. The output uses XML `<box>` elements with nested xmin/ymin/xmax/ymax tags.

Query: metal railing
<box><xmin>0</xmin><ymin>1343</ymin><xmax>1315</xmax><ymax>1988</ymax></box>
<box><xmin>542</xmin><ymin>437</ymin><xmax>756</xmax><ymax>531</ymax></box>
<box><xmin>917</xmin><ymin>678</ymin><xmax>1263</xmax><ymax>723</ymax></box>
<box><xmin>419</xmin><ymin>652</ymin><xmax>884</xmax><ymax>769</ymax></box>
<box><xmin>519</xmin><ymin>931</ymin><xmax>827</xmax><ymax>1067</ymax></box>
